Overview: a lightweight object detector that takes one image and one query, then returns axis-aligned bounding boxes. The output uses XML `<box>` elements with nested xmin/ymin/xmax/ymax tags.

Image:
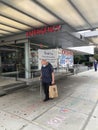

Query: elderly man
<box><xmin>40</xmin><ymin>59</ymin><xmax>55</xmax><ymax>101</ymax></box>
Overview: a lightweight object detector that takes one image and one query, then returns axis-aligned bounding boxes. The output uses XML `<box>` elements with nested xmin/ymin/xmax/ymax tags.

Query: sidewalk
<box><xmin>0</xmin><ymin>77</ymin><xmax>23</xmax><ymax>88</ymax></box>
<box><xmin>0</xmin><ymin>70</ymin><xmax>98</xmax><ymax>130</ymax></box>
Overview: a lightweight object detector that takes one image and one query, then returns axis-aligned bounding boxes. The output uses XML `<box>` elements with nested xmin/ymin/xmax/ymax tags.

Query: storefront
<box><xmin>0</xmin><ymin>24</ymin><xmax>85</xmax><ymax>79</ymax></box>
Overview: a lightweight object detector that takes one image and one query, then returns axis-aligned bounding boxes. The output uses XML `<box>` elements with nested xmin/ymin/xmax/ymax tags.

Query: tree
<box><xmin>94</xmin><ymin>54</ymin><xmax>98</xmax><ymax>61</ymax></box>
<box><xmin>74</xmin><ymin>55</ymin><xmax>81</xmax><ymax>64</ymax></box>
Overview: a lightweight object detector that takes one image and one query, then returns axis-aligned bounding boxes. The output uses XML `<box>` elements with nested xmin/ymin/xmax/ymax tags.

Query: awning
<box><xmin>0</xmin><ymin>0</ymin><xmax>98</xmax><ymax>39</ymax></box>
<box><xmin>68</xmin><ymin>45</ymin><xmax>95</xmax><ymax>55</ymax></box>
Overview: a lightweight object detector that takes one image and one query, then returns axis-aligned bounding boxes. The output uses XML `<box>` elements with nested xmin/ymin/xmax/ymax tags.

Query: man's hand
<box><xmin>52</xmin><ymin>72</ymin><xmax>55</xmax><ymax>84</ymax></box>
<box><xmin>51</xmin><ymin>80</ymin><xmax>55</xmax><ymax>85</ymax></box>
<box><xmin>39</xmin><ymin>76</ymin><xmax>42</xmax><ymax>80</ymax></box>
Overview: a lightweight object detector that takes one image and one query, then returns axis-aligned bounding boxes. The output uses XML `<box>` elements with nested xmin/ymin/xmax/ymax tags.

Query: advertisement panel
<box><xmin>58</xmin><ymin>49</ymin><xmax>73</xmax><ymax>68</ymax></box>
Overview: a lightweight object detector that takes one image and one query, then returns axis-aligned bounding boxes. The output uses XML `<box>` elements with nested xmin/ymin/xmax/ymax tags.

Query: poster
<box><xmin>58</xmin><ymin>49</ymin><xmax>73</xmax><ymax>68</ymax></box>
<box><xmin>38</xmin><ymin>49</ymin><xmax>58</xmax><ymax>69</ymax></box>
<box><xmin>38</xmin><ymin>49</ymin><xmax>73</xmax><ymax>70</ymax></box>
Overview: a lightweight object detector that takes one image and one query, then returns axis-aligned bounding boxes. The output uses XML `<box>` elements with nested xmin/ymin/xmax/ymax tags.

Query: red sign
<box><xmin>62</xmin><ymin>49</ymin><xmax>73</xmax><ymax>55</ymax></box>
<box><xmin>26</xmin><ymin>25</ymin><xmax>61</xmax><ymax>37</ymax></box>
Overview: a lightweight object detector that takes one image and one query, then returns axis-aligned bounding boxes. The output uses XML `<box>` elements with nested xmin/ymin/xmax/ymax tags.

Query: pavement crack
<box><xmin>19</xmin><ymin>124</ymin><xmax>28</xmax><ymax>130</ymax></box>
<box><xmin>81</xmin><ymin>100</ymin><xmax>98</xmax><ymax>130</ymax></box>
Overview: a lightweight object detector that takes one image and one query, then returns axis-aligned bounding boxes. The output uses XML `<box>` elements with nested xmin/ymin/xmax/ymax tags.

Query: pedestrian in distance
<box><xmin>40</xmin><ymin>59</ymin><xmax>55</xmax><ymax>102</ymax></box>
<box><xmin>93</xmin><ymin>60</ymin><xmax>98</xmax><ymax>71</ymax></box>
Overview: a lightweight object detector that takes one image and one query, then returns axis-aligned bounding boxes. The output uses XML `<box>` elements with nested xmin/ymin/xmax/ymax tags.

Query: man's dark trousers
<box><xmin>42</xmin><ymin>82</ymin><xmax>50</xmax><ymax>100</ymax></box>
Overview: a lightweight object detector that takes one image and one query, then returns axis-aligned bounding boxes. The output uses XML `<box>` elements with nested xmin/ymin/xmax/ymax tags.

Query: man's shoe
<box><xmin>43</xmin><ymin>98</ymin><xmax>49</xmax><ymax>102</ymax></box>
<box><xmin>49</xmin><ymin>98</ymin><xmax>54</xmax><ymax>100</ymax></box>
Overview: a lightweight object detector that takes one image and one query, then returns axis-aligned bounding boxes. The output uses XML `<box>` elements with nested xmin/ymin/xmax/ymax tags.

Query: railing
<box><xmin>2</xmin><ymin>64</ymin><xmax>87</xmax><ymax>80</ymax></box>
<box><xmin>73</xmin><ymin>64</ymin><xmax>89</xmax><ymax>74</ymax></box>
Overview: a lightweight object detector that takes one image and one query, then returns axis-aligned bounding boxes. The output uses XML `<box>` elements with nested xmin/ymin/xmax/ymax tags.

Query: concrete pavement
<box><xmin>0</xmin><ymin>69</ymin><xmax>98</xmax><ymax>130</ymax></box>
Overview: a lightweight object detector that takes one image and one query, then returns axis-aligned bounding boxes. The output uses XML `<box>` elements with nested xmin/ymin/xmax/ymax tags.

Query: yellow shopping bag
<box><xmin>49</xmin><ymin>84</ymin><xmax>58</xmax><ymax>98</ymax></box>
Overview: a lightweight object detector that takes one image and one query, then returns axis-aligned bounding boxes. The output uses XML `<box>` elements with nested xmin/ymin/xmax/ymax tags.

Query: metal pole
<box><xmin>15</xmin><ymin>40</ymin><xmax>18</xmax><ymax>81</ymax></box>
<box><xmin>25</xmin><ymin>39</ymin><xmax>31</xmax><ymax>79</ymax></box>
<box><xmin>0</xmin><ymin>54</ymin><xmax>2</xmax><ymax>76</ymax></box>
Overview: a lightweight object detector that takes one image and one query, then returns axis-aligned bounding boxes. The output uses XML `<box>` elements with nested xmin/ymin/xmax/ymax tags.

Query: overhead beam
<box><xmin>0</xmin><ymin>0</ymin><xmax>48</xmax><ymax>26</ymax></box>
<box><xmin>0</xmin><ymin>29</ymin><xmax>13</xmax><ymax>33</ymax></box>
<box><xmin>32</xmin><ymin>0</ymin><xmax>76</xmax><ymax>31</ymax></box>
<box><xmin>1</xmin><ymin>14</ymin><xmax>33</xmax><ymax>28</ymax></box>
<box><xmin>68</xmin><ymin>0</ymin><xmax>93</xmax><ymax>29</ymax></box>
<box><xmin>1</xmin><ymin>23</ymin><xmax>24</xmax><ymax>31</ymax></box>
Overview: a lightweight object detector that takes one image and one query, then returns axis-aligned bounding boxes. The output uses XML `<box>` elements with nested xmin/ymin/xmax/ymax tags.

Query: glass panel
<box><xmin>1</xmin><ymin>3</ymin><xmax>44</xmax><ymax>27</ymax></box>
<box><xmin>36</xmin><ymin>0</ymin><xmax>88</xmax><ymax>29</ymax></box>
<box><xmin>0</xmin><ymin>16</ymin><xmax>31</xmax><ymax>30</ymax></box>
<box><xmin>0</xmin><ymin>24</ymin><xmax>20</xmax><ymax>32</ymax></box>
<box><xmin>73</xmin><ymin>0</ymin><xmax>98</xmax><ymax>27</ymax></box>
<box><xmin>1</xmin><ymin>0</ymin><xmax>60</xmax><ymax>24</ymax></box>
